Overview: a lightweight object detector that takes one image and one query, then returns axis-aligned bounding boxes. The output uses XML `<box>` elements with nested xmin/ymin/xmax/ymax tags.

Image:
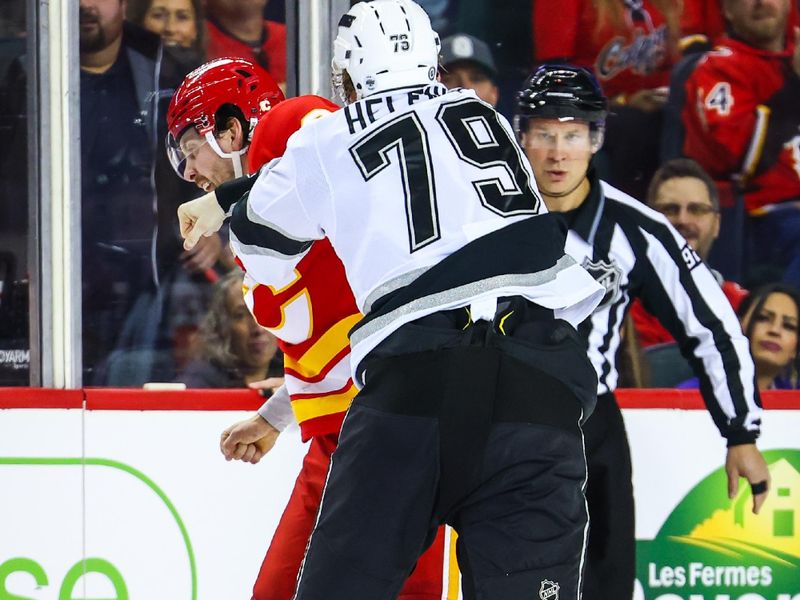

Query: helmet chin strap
<box><xmin>205</xmin><ymin>132</ymin><xmax>248</xmax><ymax>178</ymax></box>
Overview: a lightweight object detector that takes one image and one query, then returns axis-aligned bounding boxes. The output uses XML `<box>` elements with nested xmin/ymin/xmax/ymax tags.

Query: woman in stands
<box><xmin>178</xmin><ymin>270</ymin><xmax>282</xmax><ymax>388</ymax></box>
<box><xmin>127</xmin><ymin>0</ymin><xmax>204</xmax><ymax>56</ymax></box>
<box><xmin>739</xmin><ymin>284</ymin><xmax>800</xmax><ymax>391</ymax></box>
<box><xmin>680</xmin><ymin>284</ymin><xmax>800</xmax><ymax>390</ymax></box>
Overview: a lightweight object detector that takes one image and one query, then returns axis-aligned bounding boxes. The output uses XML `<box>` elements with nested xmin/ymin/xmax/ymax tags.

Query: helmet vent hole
<box><xmin>354</xmin><ymin>35</ymin><xmax>363</xmax><ymax>48</ymax></box>
<box><xmin>236</xmin><ymin>69</ymin><xmax>252</xmax><ymax>78</ymax></box>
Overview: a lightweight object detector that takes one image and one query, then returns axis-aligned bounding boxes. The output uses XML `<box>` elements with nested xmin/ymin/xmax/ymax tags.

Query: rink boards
<box><xmin>0</xmin><ymin>388</ymin><xmax>798</xmax><ymax>600</ymax></box>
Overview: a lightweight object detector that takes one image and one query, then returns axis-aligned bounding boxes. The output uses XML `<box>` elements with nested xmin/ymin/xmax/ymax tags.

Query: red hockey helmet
<box><xmin>166</xmin><ymin>57</ymin><xmax>285</xmax><ymax>180</ymax></box>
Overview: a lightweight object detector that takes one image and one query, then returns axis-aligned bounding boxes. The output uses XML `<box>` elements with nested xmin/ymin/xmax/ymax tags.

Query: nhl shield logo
<box><xmin>581</xmin><ymin>257</ymin><xmax>623</xmax><ymax>310</ymax></box>
<box><xmin>539</xmin><ymin>579</ymin><xmax>559</xmax><ymax>600</ymax></box>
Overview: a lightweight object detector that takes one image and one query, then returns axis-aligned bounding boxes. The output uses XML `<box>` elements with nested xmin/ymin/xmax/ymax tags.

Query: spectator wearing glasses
<box><xmin>631</xmin><ymin>158</ymin><xmax>747</xmax><ymax>347</ymax></box>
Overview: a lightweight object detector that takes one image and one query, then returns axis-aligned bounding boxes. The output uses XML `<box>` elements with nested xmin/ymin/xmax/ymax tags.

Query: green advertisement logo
<box><xmin>636</xmin><ymin>449</ymin><xmax>799</xmax><ymax>600</ymax></box>
<box><xmin>0</xmin><ymin>458</ymin><xmax>197</xmax><ymax>599</ymax></box>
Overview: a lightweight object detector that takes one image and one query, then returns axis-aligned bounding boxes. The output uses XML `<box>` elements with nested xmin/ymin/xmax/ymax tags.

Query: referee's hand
<box><xmin>725</xmin><ymin>444</ymin><xmax>770</xmax><ymax>514</ymax></box>
<box><xmin>178</xmin><ymin>191</ymin><xmax>225</xmax><ymax>251</ymax></box>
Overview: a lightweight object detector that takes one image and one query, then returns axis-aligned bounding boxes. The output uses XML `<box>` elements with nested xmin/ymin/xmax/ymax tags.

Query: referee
<box><xmin>514</xmin><ymin>65</ymin><xmax>771</xmax><ymax>600</ymax></box>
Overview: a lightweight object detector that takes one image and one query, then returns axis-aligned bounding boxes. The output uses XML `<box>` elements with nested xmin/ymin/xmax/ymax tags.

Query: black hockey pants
<box><xmin>581</xmin><ymin>392</ymin><xmax>636</xmax><ymax>600</ymax></box>
<box><xmin>292</xmin><ymin>299</ymin><xmax>598</xmax><ymax>600</ymax></box>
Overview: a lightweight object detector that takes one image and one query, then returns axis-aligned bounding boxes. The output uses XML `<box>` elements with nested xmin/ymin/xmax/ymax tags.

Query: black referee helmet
<box><xmin>514</xmin><ymin>65</ymin><xmax>608</xmax><ymax>150</ymax></box>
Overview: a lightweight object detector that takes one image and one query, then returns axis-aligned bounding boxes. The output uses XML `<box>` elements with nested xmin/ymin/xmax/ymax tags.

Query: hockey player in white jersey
<box><xmin>179</xmin><ymin>2</ymin><xmax>604</xmax><ymax>598</ymax></box>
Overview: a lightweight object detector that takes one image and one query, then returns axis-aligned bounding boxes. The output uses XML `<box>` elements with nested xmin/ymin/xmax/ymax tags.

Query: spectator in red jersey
<box><xmin>682</xmin><ymin>0</ymin><xmax>800</xmax><ymax>288</ymax></box>
<box><xmin>439</xmin><ymin>33</ymin><xmax>499</xmax><ymax>106</ymax></box>
<box><xmin>531</xmin><ymin>0</ymin><xmax>742</xmax><ymax>198</ymax></box>
<box><xmin>533</xmin><ymin>0</ymin><xmax>684</xmax><ymax>198</ymax></box>
<box><xmin>532</xmin><ymin>0</ymin><xmax>680</xmax><ymax>107</ymax></box>
<box><xmin>205</xmin><ymin>0</ymin><xmax>286</xmax><ymax>87</ymax></box>
<box><xmin>630</xmin><ymin>158</ymin><xmax>748</xmax><ymax>346</ymax></box>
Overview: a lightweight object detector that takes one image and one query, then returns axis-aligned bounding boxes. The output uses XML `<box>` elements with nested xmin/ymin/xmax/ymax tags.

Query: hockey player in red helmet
<box><xmin>166</xmin><ymin>57</ymin><xmax>285</xmax><ymax>188</ymax></box>
<box><xmin>167</xmin><ymin>57</ymin><xmax>458</xmax><ymax>600</ymax></box>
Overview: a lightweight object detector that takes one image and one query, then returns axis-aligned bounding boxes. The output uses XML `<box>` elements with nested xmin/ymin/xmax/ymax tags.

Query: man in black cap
<box><xmin>439</xmin><ymin>33</ymin><xmax>498</xmax><ymax>107</ymax></box>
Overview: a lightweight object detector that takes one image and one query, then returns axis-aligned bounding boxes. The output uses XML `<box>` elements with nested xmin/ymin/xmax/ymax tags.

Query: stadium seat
<box><xmin>642</xmin><ymin>342</ymin><xmax>693</xmax><ymax>388</ymax></box>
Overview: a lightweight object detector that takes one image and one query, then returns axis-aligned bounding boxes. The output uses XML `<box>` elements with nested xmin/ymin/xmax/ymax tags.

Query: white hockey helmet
<box><xmin>332</xmin><ymin>0</ymin><xmax>441</xmax><ymax>103</ymax></box>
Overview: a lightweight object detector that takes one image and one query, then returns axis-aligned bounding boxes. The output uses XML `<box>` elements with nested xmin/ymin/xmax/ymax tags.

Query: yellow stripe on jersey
<box><xmin>445</xmin><ymin>527</ymin><xmax>461</xmax><ymax>600</ymax></box>
<box><xmin>301</xmin><ymin>108</ymin><xmax>333</xmax><ymax>126</ymax></box>
<box><xmin>291</xmin><ymin>383</ymin><xmax>358</xmax><ymax>423</ymax></box>
<box><xmin>741</xmin><ymin>105</ymin><xmax>771</xmax><ymax>180</ymax></box>
<box><xmin>283</xmin><ymin>313</ymin><xmax>362</xmax><ymax>379</ymax></box>
<box><xmin>678</xmin><ymin>34</ymin><xmax>708</xmax><ymax>52</ymax></box>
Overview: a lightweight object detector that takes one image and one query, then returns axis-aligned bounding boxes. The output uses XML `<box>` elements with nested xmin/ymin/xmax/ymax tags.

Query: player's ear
<box><xmin>230</xmin><ymin>117</ymin><xmax>246</xmax><ymax>151</ymax></box>
<box><xmin>220</xmin><ymin>117</ymin><xmax>244</xmax><ymax>152</ymax></box>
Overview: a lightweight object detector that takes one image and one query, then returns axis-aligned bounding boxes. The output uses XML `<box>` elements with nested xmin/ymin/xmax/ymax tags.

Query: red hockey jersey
<box><xmin>206</xmin><ymin>18</ymin><xmax>286</xmax><ymax>86</ymax></box>
<box><xmin>240</xmin><ymin>96</ymin><xmax>361</xmax><ymax>441</ymax></box>
<box><xmin>533</xmin><ymin>0</ymin><xmax>677</xmax><ymax>98</ymax></box>
<box><xmin>682</xmin><ymin>37</ymin><xmax>800</xmax><ymax>213</ymax></box>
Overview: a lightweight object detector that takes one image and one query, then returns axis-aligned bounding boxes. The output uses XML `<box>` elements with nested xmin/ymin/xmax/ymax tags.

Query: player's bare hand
<box><xmin>220</xmin><ymin>414</ymin><xmax>280</xmax><ymax>464</ymax></box>
<box><xmin>725</xmin><ymin>443</ymin><xmax>770</xmax><ymax>514</ymax></box>
<box><xmin>248</xmin><ymin>377</ymin><xmax>285</xmax><ymax>396</ymax></box>
<box><xmin>792</xmin><ymin>27</ymin><xmax>800</xmax><ymax>78</ymax></box>
<box><xmin>178</xmin><ymin>192</ymin><xmax>225</xmax><ymax>251</ymax></box>
<box><xmin>181</xmin><ymin>232</ymin><xmax>223</xmax><ymax>273</ymax></box>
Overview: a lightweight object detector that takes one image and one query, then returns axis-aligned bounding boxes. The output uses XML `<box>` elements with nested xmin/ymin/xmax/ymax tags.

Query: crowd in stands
<box><xmin>0</xmin><ymin>0</ymin><xmax>798</xmax><ymax>391</ymax></box>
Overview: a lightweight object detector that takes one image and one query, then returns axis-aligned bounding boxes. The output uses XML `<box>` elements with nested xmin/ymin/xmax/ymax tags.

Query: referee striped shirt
<box><xmin>563</xmin><ymin>171</ymin><xmax>761</xmax><ymax>443</ymax></box>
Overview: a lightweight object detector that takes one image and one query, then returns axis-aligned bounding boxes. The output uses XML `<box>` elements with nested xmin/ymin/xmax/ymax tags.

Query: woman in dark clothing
<box><xmin>179</xmin><ymin>270</ymin><xmax>281</xmax><ymax>388</ymax></box>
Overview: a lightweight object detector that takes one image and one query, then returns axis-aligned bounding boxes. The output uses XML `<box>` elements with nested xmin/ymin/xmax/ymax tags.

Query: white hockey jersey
<box><xmin>229</xmin><ymin>84</ymin><xmax>604</xmax><ymax>377</ymax></box>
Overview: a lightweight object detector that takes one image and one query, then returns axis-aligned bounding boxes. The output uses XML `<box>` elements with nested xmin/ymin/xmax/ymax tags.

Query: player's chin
<box><xmin>540</xmin><ymin>180</ymin><xmax>573</xmax><ymax>196</ymax></box>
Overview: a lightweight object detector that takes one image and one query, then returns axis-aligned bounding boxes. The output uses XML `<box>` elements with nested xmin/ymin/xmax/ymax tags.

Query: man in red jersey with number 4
<box><xmin>166</xmin><ymin>57</ymin><xmax>459</xmax><ymax>600</ymax></box>
<box><xmin>683</xmin><ymin>0</ymin><xmax>800</xmax><ymax>286</ymax></box>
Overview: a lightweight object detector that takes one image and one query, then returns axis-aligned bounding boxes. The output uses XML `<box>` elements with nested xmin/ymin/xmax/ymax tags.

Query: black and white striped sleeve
<box><xmin>628</xmin><ymin>208</ymin><xmax>761</xmax><ymax>444</ymax></box>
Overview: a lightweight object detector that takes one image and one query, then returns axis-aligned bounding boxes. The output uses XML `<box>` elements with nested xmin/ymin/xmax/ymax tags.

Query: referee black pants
<box><xmin>581</xmin><ymin>392</ymin><xmax>636</xmax><ymax>600</ymax></box>
<box><xmin>292</xmin><ymin>304</ymin><xmax>598</xmax><ymax>600</ymax></box>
